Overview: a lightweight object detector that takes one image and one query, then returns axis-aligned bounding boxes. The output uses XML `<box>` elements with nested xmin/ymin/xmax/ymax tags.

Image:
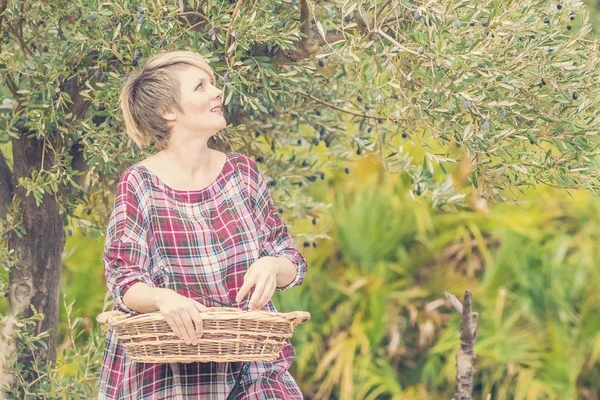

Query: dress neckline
<box><xmin>132</xmin><ymin>151</ymin><xmax>236</xmax><ymax>203</ymax></box>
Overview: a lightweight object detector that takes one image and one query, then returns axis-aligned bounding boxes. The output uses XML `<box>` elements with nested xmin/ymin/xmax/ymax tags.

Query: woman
<box><xmin>98</xmin><ymin>50</ymin><xmax>308</xmax><ymax>399</ymax></box>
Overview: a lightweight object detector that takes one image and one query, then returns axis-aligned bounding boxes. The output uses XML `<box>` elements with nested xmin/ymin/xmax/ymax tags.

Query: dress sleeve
<box><xmin>103</xmin><ymin>171</ymin><xmax>152</xmax><ymax>313</ymax></box>
<box><xmin>245</xmin><ymin>157</ymin><xmax>308</xmax><ymax>291</ymax></box>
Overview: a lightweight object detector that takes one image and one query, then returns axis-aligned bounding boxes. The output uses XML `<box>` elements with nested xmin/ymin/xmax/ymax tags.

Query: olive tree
<box><xmin>1</xmin><ymin>0</ymin><xmax>599</xmax><ymax>395</ymax></box>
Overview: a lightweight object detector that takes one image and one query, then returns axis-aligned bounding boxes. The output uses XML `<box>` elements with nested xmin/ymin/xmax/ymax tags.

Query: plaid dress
<box><xmin>98</xmin><ymin>151</ymin><xmax>308</xmax><ymax>399</ymax></box>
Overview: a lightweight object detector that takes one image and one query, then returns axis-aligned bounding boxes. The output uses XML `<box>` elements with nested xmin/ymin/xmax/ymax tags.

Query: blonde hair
<box><xmin>119</xmin><ymin>50</ymin><xmax>216</xmax><ymax>151</ymax></box>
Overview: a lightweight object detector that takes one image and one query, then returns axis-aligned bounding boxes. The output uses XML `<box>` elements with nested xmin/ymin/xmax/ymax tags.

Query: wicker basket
<box><xmin>96</xmin><ymin>307</ymin><xmax>310</xmax><ymax>363</ymax></box>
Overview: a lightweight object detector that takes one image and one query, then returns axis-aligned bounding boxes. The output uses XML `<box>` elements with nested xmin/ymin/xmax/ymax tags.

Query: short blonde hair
<box><xmin>119</xmin><ymin>50</ymin><xmax>216</xmax><ymax>151</ymax></box>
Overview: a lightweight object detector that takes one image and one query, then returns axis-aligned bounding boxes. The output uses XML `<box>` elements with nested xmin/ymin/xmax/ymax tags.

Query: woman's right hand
<box><xmin>155</xmin><ymin>289</ymin><xmax>208</xmax><ymax>345</ymax></box>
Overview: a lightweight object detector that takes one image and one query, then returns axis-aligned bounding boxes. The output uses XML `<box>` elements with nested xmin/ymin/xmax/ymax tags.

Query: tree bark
<box><xmin>7</xmin><ymin>131</ymin><xmax>65</xmax><ymax>385</ymax></box>
<box><xmin>0</xmin><ymin>150</ymin><xmax>14</xmax><ymax>218</ymax></box>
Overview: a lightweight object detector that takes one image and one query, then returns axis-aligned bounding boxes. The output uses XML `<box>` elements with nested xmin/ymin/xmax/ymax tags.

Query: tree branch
<box><xmin>445</xmin><ymin>291</ymin><xmax>478</xmax><ymax>400</ymax></box>
<box><xmin>176</xmin><ymin>6</ymin><xmax>210</xmax><ymax>33</ymax></box>
<box><xmin>300</xmin><ymin>0</ymin><xmax>310</xmax><ymax>37</ymax></box>
<box><xmin>223</xmin><ymin>0</ymin><xmax>243</xmax><ymax>67</ymax></box>
<box><xmin>12</xmin><ymin>2</ymin><xmax>33</xmax><ymax>58</ymax></box>
<box><xmin>297</xmin><ymin>90</ymin><xmax>405</xmax><ymax>124</ymax></box>
<box><xmin>275</xmin><ymin>6</ymin><xmax>380</xmax><ymax>65</ymax></box>
<box><xmin>0</xmin><ymin>0</ymin><xmax>8</xmax><ymax>54</ymax></box>
<box><xmin>375</xmin><ymin>0</ymin><xmax>394</xmax><ymax>25</ymax></box>
<box><xmin>67</xmin><ymin>140</ymin><xmax>88</xmax><ymax>190</ymax></box>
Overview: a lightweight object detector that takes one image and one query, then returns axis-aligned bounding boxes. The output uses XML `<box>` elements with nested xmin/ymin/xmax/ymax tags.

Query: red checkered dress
<box><xmin>98</xmin><ymin>152</ymin><xmax>308</xmax><ymax>399</ymax></box>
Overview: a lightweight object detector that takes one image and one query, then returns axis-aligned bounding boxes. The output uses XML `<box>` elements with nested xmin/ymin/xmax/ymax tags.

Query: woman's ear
<box><xmin>161</xmin><ymin>107</ymin><xmax>177</xmax><ymax>122</ymax></box>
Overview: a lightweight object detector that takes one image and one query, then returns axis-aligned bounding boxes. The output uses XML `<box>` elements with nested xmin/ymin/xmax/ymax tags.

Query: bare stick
<box><xmin>445</xmin><ymin>291</ymin><xmax>478</xmax><ymax>400</ymax></box>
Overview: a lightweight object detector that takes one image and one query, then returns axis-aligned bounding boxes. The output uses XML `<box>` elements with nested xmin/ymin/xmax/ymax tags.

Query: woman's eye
<box><xmin>196</xmin><ymin>83</ymin><xmax>203</xmax><ymax>90</ymax></box>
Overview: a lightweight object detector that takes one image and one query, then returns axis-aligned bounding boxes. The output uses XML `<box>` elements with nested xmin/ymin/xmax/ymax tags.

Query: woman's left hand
<box><xmin>235</xmin><ymin>257</ymin><xmax>279</xmax><ymax>311</ymax></box>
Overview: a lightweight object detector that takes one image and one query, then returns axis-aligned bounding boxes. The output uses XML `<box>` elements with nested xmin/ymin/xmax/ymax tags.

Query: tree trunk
<box><xmin>7</xmin><ymin>132</ymin><xmax>65</xmax><ymax>387</ymax></box>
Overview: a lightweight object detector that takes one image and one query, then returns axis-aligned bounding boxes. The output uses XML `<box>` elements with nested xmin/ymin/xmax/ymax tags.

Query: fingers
<box><xmin>236</xmin><ymin>273</ymin><xmax>255</xmax><ymax>303</ymax></box>
<box><xmin>249</xmin><ymin>276</ymin><xmax>276</xmax><ymax>311</ymax></box>
<box><xmin>167</xmin><ymin>311</ymin><xmax>198</xmax><ymax>345</ymax></box>
<box><xmin>170</xmin><ymin>313</ymin><xmax>190</xmax><ymax>343</ymax></box>
<box><xmin>248</xmin><ymin>281</ymin><xmax>264</xmax><ymax>310</ymax></box>
<box><xmin>256</xmin><ymin>278</ymin><xmax>276</xmax><ymax>309</ymax></box>
<box><xmin>164</xmin><ymin>314</ymin><xmax>183</xmax><ymax>341</ymax></box>
<box><xmin>194</xmin><ymin>301</ymin><xmax>208</xmax><ymax>313</ymax></box>
<box><xmin>158</xmin><ymin>292</ymin><xmax>207</xmax><ymax>345</ymax></box>
<box><xmin>181</xmin><ymin>311</ymin><xmax>198</xmax><ymax>345</ymax></box>
<box><xmin>188</xmin><ymin>307</ymin><xmax>204</xmax><ymax>339</ymax></box>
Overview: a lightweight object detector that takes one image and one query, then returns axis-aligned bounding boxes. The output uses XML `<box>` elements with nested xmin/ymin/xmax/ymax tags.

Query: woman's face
<box><xmin>164</xmin><ymin>65</ymin><xmax>226</xmax><ymax>140</ymax></box>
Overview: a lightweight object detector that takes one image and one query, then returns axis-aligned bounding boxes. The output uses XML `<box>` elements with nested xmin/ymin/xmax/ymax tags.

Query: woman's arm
<box><xmin>233</xmin><ymin>155</ymin><xmax>309</xmax><ymax>309</ymax></box>
<box><xmin>123</xmin><ymin>283</ymin><xmax>207</xmax><ymax>345</ymax></box>
<box><xmin>122</xmin><ymin>282</ymin><xmax>170</xmax><ymax>313</ymax></box>
<box><xmin>103</xmin><ymin>172</ymin><xmax>206</xmax><ymax>344</ymax></box>
<box><xmin>242</xmin><ymin>156</ymin><xmax>308</xmax><ymax>292</ymax></box>
<box><xmin>270</xmin><ymin>255</ymin><xmax>297</xmax><ymax>289</ymax></box>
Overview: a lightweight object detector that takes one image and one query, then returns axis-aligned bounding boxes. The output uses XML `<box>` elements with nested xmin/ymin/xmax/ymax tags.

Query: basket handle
<box><xmin>96</xmin><ymin>310</ymin><xmax>125</xmax><ymax>324</ymax></box>
<box><xmin>284</xmin><ymin>311</ymin><xmax>311</xmax><ymax>325</ymax></box>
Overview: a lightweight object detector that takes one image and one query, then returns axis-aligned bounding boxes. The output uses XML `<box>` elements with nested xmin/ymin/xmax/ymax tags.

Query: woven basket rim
<box><xmin>96</xmin><ymin>308</ymin><xmax>311</xmax><ymax>327</ymax></box>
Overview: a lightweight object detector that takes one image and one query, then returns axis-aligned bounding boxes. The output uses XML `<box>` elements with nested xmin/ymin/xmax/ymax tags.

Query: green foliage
<box><xmin>332</xmin><ymin>178</ymin><xmax>425</xmax><ymax>267</ymax></box>
<box><xmin>282</xmin><ymin>171</ymin><xmax>600</xmax><ymax>399</ymax></box>
<box><xmin>3</xmin><ymin>0</ymin><xmax>600</xmax><ymax>218</ymax></box>
<box><xmin>59</xmin><ymin>229</ymin><xmax>108</xmax><ymax>343</ymax></box>
<box><xmin>2</xmin><ymin>300</ymin><xmax>104</xmax><ymax>399</ymax></box>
